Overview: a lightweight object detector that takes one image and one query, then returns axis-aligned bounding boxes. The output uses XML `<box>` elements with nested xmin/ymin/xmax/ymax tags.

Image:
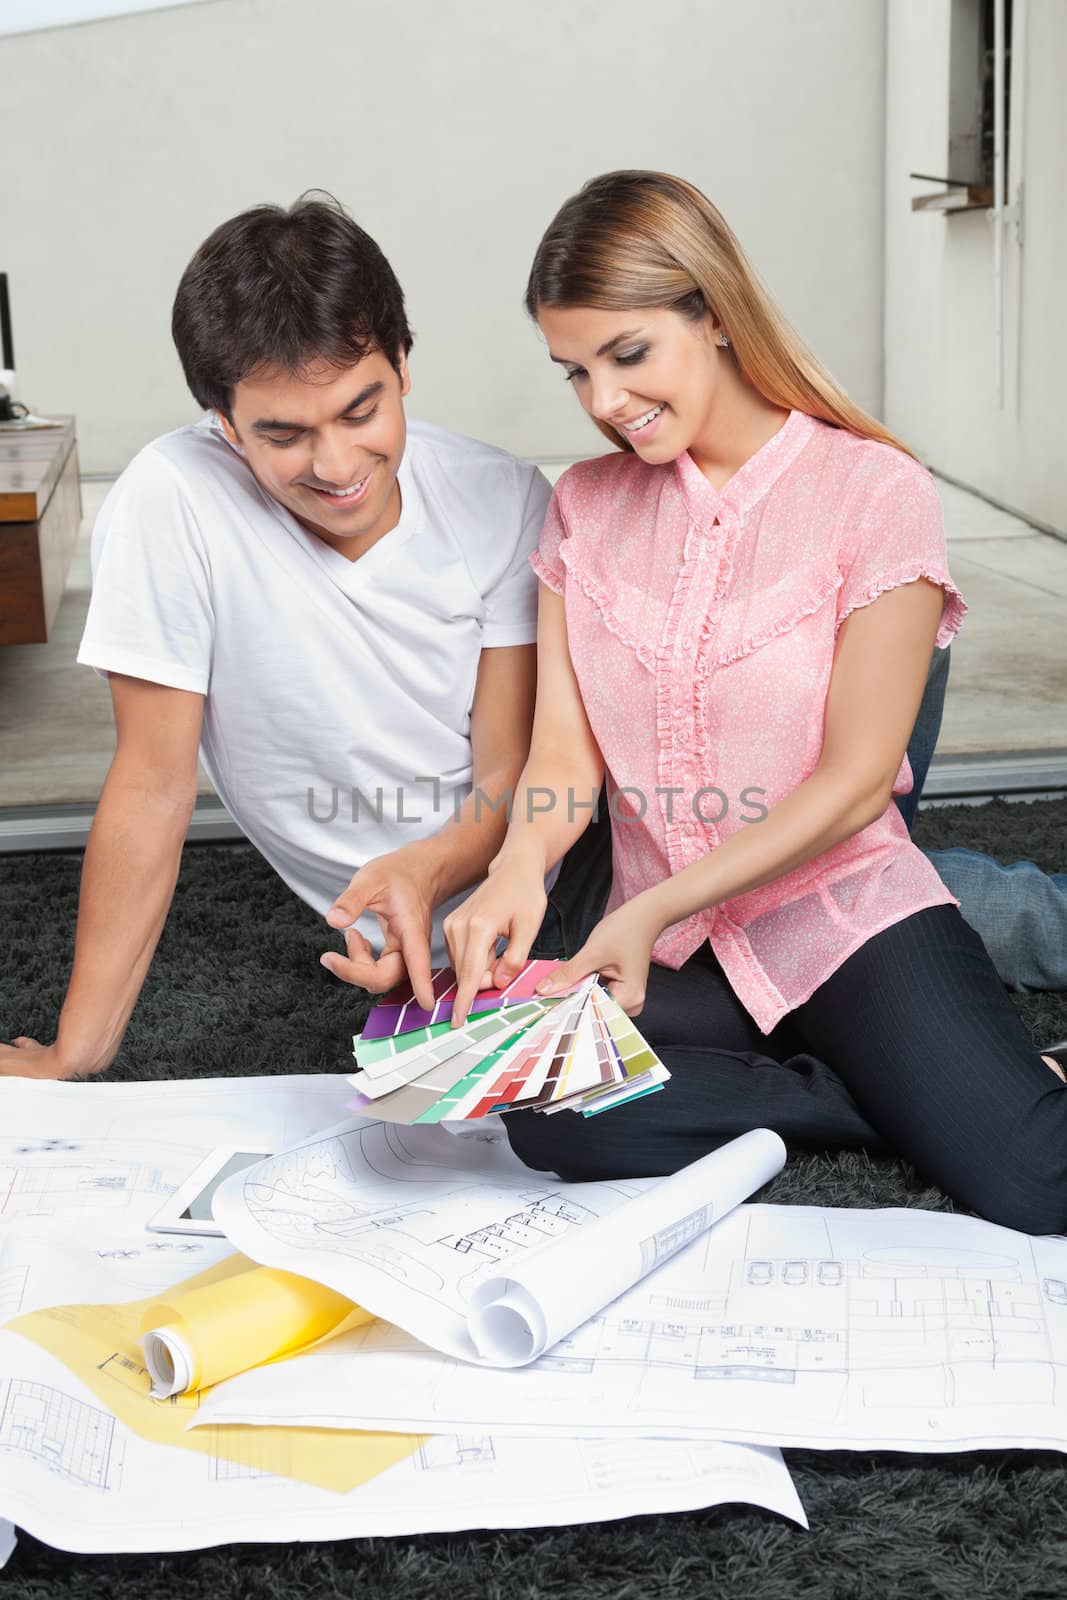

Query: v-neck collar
<box><xmin>209</xmin><ymin>411</ymin><xmax>421</xmax><ymax>594</ymax></box>
<box><xmin>269</xmin><ymin>449</ymin><xmax>420</xmax><ymax>597</ymax></box>
<box><xmin>674</xmin><ymin>408</ymin><xmax>817</xmax><ymax>523</ymax></box>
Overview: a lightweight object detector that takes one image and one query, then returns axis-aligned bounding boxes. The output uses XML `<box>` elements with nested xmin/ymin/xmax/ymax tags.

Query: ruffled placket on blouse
<box><xmin>653</xmin><ymin>412</ymin><xmax>820</xmax><ymax>968</ymax></box>
<box><xmin>653</xmin><ymin>494</ymin><xmax>740</xmax><ymax>888</ymax></box>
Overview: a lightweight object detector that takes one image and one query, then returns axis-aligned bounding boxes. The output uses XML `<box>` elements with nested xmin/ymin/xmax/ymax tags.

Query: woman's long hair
<box><xmin>525</xmin><ymin>170</ymin><xmax>917</xmax><ymax>462</ymax></box>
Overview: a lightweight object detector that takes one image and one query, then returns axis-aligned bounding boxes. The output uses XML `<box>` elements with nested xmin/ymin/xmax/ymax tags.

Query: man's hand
<box><xmin>0</xmin><ymin>1038</ymin><xmax>89</xmax><ymax>1080</ymax></box>
<box><xmin>320</xmin><ymin>845</ymin><xmax>440</xmax><ymax>1010</ymax></box>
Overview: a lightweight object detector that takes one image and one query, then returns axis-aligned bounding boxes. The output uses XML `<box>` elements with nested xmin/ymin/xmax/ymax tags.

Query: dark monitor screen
<box><xmin>0</xmin><ymin>274</ymin><xmax>13</xmax><ymax>371</ymax></box>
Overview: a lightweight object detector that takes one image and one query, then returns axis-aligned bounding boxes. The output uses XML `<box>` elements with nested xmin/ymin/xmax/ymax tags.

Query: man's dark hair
<box><xmin>172</xmin><ymin>193</ymin><xmax>414</xmax><ymax>417</ymax></box>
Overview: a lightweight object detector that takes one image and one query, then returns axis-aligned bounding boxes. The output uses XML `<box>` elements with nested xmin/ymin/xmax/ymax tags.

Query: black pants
<box><xmin>516</xmin><ymin>904</ymin><xmax>1067</xmax><ymax>1235</ymax></box>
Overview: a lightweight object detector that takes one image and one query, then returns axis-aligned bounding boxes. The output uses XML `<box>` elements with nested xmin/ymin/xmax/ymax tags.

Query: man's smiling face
<box><xmin>219</xmin><ymin>348</ymin><xmax>410</xmax><ymax>558</ymax></box>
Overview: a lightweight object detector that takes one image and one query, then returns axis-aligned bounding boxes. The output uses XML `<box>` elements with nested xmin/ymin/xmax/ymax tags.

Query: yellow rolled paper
<box><xmin>140</xmin><ymin>1264</ymin><xmax>366</xmax><ymax>1397</ymax></box>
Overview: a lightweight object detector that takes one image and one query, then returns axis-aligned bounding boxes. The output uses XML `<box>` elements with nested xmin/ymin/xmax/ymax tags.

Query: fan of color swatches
<box><xmin>346</xmin><ymin>961</ymin><xmax>670</xmax><ymax>1125</ymax></box>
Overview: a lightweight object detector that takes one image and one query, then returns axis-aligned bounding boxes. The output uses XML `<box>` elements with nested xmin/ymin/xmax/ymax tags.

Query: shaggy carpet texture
<box><xmin>1</xmin><ymin>797</ymin><xmax>1065</xmax><ymax>1598</ymax></box>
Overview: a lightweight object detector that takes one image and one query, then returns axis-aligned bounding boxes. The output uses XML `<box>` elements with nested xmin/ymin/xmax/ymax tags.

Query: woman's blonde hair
<box><xmin>525</xmin><ymin>170</ymin><xmax>918</xmax><ymax>462</ymax></box>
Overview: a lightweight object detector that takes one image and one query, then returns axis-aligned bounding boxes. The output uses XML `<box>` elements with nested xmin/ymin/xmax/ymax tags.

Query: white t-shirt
<box><xmin>77</xmin><ymin>415</ymin><xmax>551</xmax><ymax>960</ymax></box>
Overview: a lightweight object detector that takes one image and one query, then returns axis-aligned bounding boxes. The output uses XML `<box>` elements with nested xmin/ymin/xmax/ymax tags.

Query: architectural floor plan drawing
<box><xmin>414</xmin><ymin>1433</ymin><xmax>496</xmax><ymax>1472</ymax></box>
<box><xmin>439</xmin><ymin>1192</ymin><xmax>602</xmax><ymax>1266</ymax></box>
<box><xmin>0</xmin><ymin>1075</ymin><xmax>361</xmax><ymax>1230</ymax></box>
<box><xmin>681</xmin><ymin>1208</ymin><xmax>1062</xmax><ymax>1401</ymax></box>
<box><xmin>0</xmin><ymin>1380</ymin><xmax>123</xmax><ymax>1491</ymax></box>
<box><xmin>240</xmin><ymin>1127</ymin><xmax>609</xmax><ymax>1280</ymax></box>
<box><xmin>0</xmin><ymin>1332</ymin><xmax>804</xmax><ymax>1556</ymax></box>
<box><xmin>0</xmin><ymin>1147</ymin><xmax>177</xmax><ymax>1221</ymax></box>
<box><xmin>214</xmin><ymin>1126</ymin><xmax>785</xmax><ymax>1369</ymax></box>
<box><xmin>213</xmin><ymin>1120</ymin><xmax>647</xmax><ymax>1359</ymax></box>
<box><xmin>0</xmin><ymin>1079</ymin><xmax>807</xmax><ymax>1562</ymax></box>
<box><xmin>0</xmin><ymin>1268</ymin><xmax>29</xmax><ymax>1323</ymax></box>
<box><xmin>211</xmin><ymin>1118</ymin><xmax>783</xmax><ymax>1367</ymax></box>
<box><xmin>200</xmin><ymin>1203</ymin><xmax>1067</xmax><ymax>1455</ymax></box>
<box><xmin>0</xmin><ymin>1220</ymin><xmax>228</xmax><ymax>1318</ymax></box>
<box><xmin>573</xmin><ymin>1201</ymin><xmax>1067</xmax><ymax>1421</ymax></box>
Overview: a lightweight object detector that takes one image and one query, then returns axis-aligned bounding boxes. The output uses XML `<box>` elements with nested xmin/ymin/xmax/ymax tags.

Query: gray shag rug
<box><xmin>1</xmin><ymin>797</ymin><xmax>1066</xmax><ymax>1598</ymax></box>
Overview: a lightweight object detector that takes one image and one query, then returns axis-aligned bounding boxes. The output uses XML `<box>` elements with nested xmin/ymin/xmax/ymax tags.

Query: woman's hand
<box><xmin>535</xmin><ymin>895</ymin><xmax>663</xmax><ymax>1017</ymax></box>
<box><xmin>443</xmin><ymin>860</ymin><xmax>548</xmax><ymax>1028</ymax></box>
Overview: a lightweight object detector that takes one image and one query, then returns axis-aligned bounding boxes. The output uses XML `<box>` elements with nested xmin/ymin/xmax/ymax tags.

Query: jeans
<box><xmin>510</xmin><ymin>905</ymin><xmax>1067</xmax><ymax>1234</ymax></box>
<box><xmin>906</xmin><ymin>645</ymin><xmax>1067</xmax><ymax>990</ymax></box>
<box><xmin>926</xmin><ymin>849</ymin><xmax>1067</xmax><ymax>991</ymax></box>
<box><xmin>535</xmin><ymin>644</ymin><xmax>1067</xmax><ymax>992</ymax></box>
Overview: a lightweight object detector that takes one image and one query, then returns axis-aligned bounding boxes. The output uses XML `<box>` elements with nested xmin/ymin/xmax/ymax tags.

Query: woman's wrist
<box><xmin>626</xmin><ymin>885</ymin><xmax>675</xmax><ymax>944</ymax></box>
<box><xmin>489</xmin><ymin>830</ymin><xmax>551</xmax><ymax>879</ymax></box>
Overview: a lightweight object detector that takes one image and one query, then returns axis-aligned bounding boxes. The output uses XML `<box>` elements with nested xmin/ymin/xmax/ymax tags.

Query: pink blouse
<box><xmin>532</xmin><ymin>409</ymin><xmax>967</xmax><ymax>1033</ymax></box>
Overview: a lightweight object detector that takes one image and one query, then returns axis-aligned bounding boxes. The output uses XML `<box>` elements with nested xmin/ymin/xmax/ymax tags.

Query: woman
<box><xmin>443</xmin><ymin>170</ymin><xmax>1065</xmax><ymax>1233</ymax></box>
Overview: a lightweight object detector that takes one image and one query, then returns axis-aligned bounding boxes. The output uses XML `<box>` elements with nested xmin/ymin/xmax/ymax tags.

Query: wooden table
<box><xmin>0</xmin><ymin>417</ymin><xmax>82</xmax><ymax>645</ymax></box>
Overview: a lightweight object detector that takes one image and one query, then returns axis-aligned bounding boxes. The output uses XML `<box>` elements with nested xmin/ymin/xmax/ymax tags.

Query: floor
<box><xmin>0</xmin><ymin>468</ymin><xmax>1064</xmax><ymax>809</ymax></box>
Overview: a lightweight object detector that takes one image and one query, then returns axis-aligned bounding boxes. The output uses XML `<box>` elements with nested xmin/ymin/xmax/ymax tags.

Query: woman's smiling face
<box><xmin>536</xmin><ymin>303</ymin><xmax>725</xmax><ymax>461</ymax></box>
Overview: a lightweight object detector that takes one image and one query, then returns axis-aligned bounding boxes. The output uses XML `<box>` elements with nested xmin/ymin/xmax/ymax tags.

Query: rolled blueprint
<box><xmin>467</xmin><ymin>1128</ymin><xmax>785</xmax><ymax>1367</ymax></box>
<box><xmin>213</xmin><ymin>1121</ymin><xmax>787</xmax><ymax>1369</ymax></box>
<box><xmin>141</xmin><ymin>1264</ymin><xmax>365</xmax><ymax>1397</ymax></box>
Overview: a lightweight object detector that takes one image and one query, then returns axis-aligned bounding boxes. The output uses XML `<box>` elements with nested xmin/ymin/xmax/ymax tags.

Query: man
<box><xmin>0</xmin><ymin>195</ymin><xmax>554</xmax><ymax>1080</ymax></box>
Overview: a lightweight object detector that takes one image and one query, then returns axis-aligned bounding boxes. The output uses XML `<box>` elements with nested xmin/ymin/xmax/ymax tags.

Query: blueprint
<box><xmin>1</xmin><ymin>1221</ymin><xmax>421</xmax><ymax>1497</ymax></box>
<box><xmin>0</xmin><ymin>1075</ymin><xmax>361</xmax><ymax>1228</ymax></box>
<box><xmin>0</xmin><ymin>1078</ymin><xmax>806</xmax><ymax>1560</ymax></box>
<box><xmin>0</xmin><ymin>1219</ymin><xmax>229</xmax><ymax>1318</ymax></box>
<box><xmin>0</xmin><ymin>1333</ymin><xmax>804</xmax><ymax>1556</ymax></box>
<box><xmin>199</xmin><ymin>1202</ymin><xmax>1067</xmax><ymax>1454</ymax></box>
<box><xmin>212</xmin><ymin>1121</ymin><xmax>783</xmax><ymax>1365</ymax></box>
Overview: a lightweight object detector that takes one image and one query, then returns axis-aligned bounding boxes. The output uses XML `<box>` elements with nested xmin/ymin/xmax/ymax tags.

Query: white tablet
<box><xmin>146</xmin><ymin>1146</ymin><xmax>271</xmax><ymax>1237</ymax></box>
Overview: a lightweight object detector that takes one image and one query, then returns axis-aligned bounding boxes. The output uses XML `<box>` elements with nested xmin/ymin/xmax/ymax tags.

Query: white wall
<box><xmin>884</xmin><ymin>0</ymin><xmax>1067</xmax><ymax>533</ymax></box>
<box><xmin>2</xmin><ymin>0</ymin><xmax>888</xmax><ymax>474</ymax></box>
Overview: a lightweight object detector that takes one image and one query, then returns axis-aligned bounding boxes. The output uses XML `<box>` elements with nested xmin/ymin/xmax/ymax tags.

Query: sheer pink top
<box><xmin>532</xmin><ymin>410</ymin><xmax>967</xmax><ymax>1033</ymax></box>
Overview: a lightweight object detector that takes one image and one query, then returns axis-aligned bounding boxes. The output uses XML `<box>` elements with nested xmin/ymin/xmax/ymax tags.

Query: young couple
<box><xmin>2</xmin><ymin>173</ymin><xmax>1064</xmax><ymax>1234</ymax></box>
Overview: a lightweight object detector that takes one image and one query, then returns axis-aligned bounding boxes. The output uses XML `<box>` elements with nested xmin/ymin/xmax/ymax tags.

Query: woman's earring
<box><xmin>717</xmin><ymin>332</ymin><xmax>730</xmax><ymax>348</ymax></box>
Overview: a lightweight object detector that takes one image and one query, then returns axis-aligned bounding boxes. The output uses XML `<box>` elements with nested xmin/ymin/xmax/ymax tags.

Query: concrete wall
<box><xmin>1</xmin><ymin>0</ymin><xmax>887</xmax><ymax>474</ymax></box>
<box><xmin>884</xmin><ymin>0</ymin><xmax>1067</xmax><ymax>534</ymax></box>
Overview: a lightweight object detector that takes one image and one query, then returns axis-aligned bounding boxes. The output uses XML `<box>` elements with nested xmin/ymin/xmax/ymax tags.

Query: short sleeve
<box><xmin>76</xmin><ymin>448</ymin><xmax>214</xmax><ymax>693</ymax></box>
<box><xmin>836</xmin><ymin>460</ymin><xmax>967</xmax><ymax>649</ymax></box>
<box><xmin>529</xmin><ymin>485</ymin><xmax>567</xmax><ymax>595</ymax></box>
<box><xmin>478</xmin><ymin>464</ymin><xmax>551</xmax><ymax>648</ymax></box>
